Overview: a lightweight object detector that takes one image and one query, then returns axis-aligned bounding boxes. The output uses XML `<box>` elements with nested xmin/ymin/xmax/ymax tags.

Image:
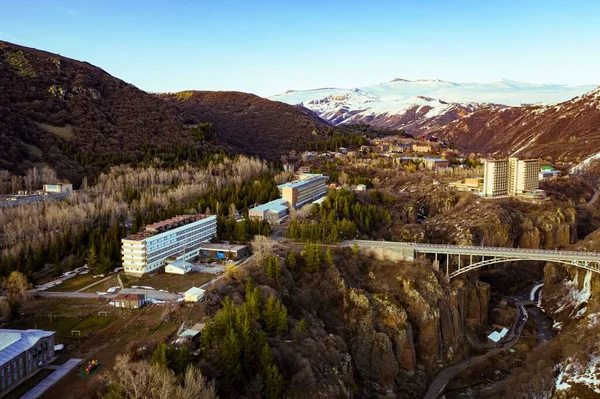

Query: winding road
<box><xmin>423</xmin><ymin>299</ymin><xmax>530</xmax><ymax>399</ymax></box>
<box><xmin>577</xmin><ymin>186</ymin><xmax>599</xmax><ymax>208</ymax></box>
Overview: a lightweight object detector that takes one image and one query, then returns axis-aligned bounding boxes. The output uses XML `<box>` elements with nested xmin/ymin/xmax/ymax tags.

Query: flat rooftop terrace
<box><xmin>124</xmin><ymin>214</ymin><xmax>212</xmax><ymax>241</ymax></box>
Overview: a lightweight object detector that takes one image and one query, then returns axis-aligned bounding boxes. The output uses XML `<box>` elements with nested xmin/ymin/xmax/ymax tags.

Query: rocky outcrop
<box><xmin>340</xmin><ymin>261</ymin><xmax>490</xmax><ymax>395</ymax></box>
<box><xmin>343</xmin><ymin>288</ymin><xmax>415</xmax><ymax>388</ymax></box>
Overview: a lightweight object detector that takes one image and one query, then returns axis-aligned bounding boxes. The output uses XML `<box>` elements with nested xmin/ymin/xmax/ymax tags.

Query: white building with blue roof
<box><xmin>249</xmin><ymin>199</ymin><xmax>290</xmax><ymax>223</ymax></box>
<box><xmin>0</xmin><ymin>329</ymin><xmax>55</xmax><ymax>395</ymax></box>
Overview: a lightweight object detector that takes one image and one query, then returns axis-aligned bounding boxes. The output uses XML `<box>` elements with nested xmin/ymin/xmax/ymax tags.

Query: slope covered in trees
<box><xmin>0</xmin><ymin>41</ymin><xmax>223</xmax><ymax>185</ymax></box>
<box><xmin>0</xmin><ymin>156</ymin><xmax>272</xmax><ymax>278</ymax></box>
<box><xmin>161</xmin><ymin>91</ymin><xmax>371</xmax><ymax>161</ymax></box>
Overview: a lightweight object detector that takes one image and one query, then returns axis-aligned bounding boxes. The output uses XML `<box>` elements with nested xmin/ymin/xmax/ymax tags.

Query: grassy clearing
<box><xmin>82</xmin><ymin>275</ymin><xmax>120</xmax><ymax>293</ymax></box>
<box><xmin>10</xmin><ymin>315</ymin><xmax>81</xmax><ymax>336</ymax></box>
<box><xmin>5</xmin><ymin>368</ymin><xmax>55</xmax><ymax>399</ymax></box>
<box><xmin>35</xmin><ymin>122</ymin><xmax>74</xmax><ymax>139</ymax></box>
<box><xmin>49</xmin><ymin>274</ymin><xmax>99</xmax><ymax>292</ymax></box>
<box><xmin>125</xmin><ymin>272</ymin><xmax>215</xmax><ymax>292</ymax></box>
<box><xmin>71</xmin><ymin>315</ymin><xmax>117</xmax><ymax>337</ymax></box>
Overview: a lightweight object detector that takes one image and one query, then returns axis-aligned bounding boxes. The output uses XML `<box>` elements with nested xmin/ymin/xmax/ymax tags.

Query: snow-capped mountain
<box><xmin>270</xmin><ymin>79</ymin><xmax>597</xmax><ymax>132</ymax></box>
<box><xmin>422</xmin><ymin>85</ymin><xmax>600</xmax><ymax>163</ymax></box>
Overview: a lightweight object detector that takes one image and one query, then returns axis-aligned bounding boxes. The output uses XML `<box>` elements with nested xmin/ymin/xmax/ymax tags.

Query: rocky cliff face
<box><xmin>206</xmin><ymin>248</ymin><xmax>491</xmax><ymax>398</ymax></box>
<box><xmin>338</xmin><ymin>258</ymin><xmax>490</xmax><ymax>396</ymax></box>
<box><xmin>531</xmin><ymin>229</ymin><xmax>600</xmax><ymax>397</ymax></box>
<box><xmin>391</xmin><ymin>192</ymin><xmax>578</xmax><ymax>250</ymax></box>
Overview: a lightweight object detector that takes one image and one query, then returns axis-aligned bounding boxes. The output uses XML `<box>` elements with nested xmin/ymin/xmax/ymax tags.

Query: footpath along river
<box><xmin>423</xmin><ymin>281</ymin><xmax>556</xmax><ymax>399</ymax></box>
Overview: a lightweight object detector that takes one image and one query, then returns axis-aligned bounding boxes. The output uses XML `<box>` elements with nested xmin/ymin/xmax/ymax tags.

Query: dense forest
<box><xmin>286</xmin><ymin>189</ymin><xmax>392</xmax><ymax>242</ymax></box>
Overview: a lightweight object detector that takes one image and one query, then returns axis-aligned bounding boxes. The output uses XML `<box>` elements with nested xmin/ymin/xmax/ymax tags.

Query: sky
<box><xmin>1</xmin><ymin>0</ymin><xmax>599</xmax><ymax>96</ymax></box>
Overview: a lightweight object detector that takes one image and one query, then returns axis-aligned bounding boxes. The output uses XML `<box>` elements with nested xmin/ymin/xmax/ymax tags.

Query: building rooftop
<box><xmin>423</xmin><ymin>157</ymin><xmax>447</xmax><ymax>162</ymax></box>
<box><xmin>114</xmin><ymin>294</ymin><xmax>145</xmax><ymax>301</ymax></box>
<box><xmin>124</xmin><ymin>214</ymin><xmax>212</xmax><ymax>241</ymax></box>
<box><xmin>195</xmin><ymin>243</ymin><xmax>247</xmax><ymax>252</ymax></box>
<box><xmin>277</xmin><ymin>174</ymin><xmax>325</xmax><ymax>190</ymax></box>
<box><xmin>184</xmin><ymin>287</ymin><xmax>206</xmax><ymax>296</ymax></box>
<box><xmin>0</xmin><ymin>329</ymin><xmax>55</xmax><ymax>367</ymax></box>
<box><xmin>252</xmin><ymin>199</ymin><xmax>289</xmax><ymax>213</ymax></box>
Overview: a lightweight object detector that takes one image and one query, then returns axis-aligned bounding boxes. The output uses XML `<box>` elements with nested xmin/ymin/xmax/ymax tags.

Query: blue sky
<box><xmin>1</xmin><ymin>0</ymin><xmax>599</xmax><ymax>96</ymax></box>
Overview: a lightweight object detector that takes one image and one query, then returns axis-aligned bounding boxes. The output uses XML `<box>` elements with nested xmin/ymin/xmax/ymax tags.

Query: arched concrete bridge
<box><xmin>348</xmin><ymin>240</ymin><xmax>600</xmax><ymax>279</ymax></box>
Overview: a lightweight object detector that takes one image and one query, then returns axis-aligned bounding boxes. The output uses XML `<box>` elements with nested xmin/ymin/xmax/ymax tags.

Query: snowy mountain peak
<box><xmin>270</xmin><ymin>79</ymin><xmax>597</xmax><ymax>132</ymax></box>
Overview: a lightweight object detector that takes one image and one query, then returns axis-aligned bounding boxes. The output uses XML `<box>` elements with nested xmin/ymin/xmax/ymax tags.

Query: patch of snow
<box><xmin>96</xmin><ymin>292</ymin><xmax>107</xmax><ymax>296</ymax></box>
<box><xmin>145</xmin><ymin>298</ymin><xmax>165</xmax><ymax>304</ymax></box>
<box><xmin>555</xmin><ymin>270</ymin><xmax>592</xmax><ymax>316</ymax></box>
<box><xmin>132</xmin><ymin>285</ymin><xmax>155</xmax><ymax>290</ymax></box>
<box><xmin>106</xmin><ymin>286</ymin><xmax>120</xmax><ymax>293</ymax></box>
<box><xmin>571</xmin><ymin>151</ymin><xmax>600</xmax><ymax>174</ymax></box>
<box><xmin>555</xmin><ymin>356</ymin><xmax>600</xmax><ymax>394</ymax></box>
<box><xmin>588</xmin><ymin>312</ymin><xmax>600</xmax><ymax>328</ymax></box>
<box><xmin>553</xmin><ymin>321</ymin><xmax>563</xmax><ymax>331</ymax></box>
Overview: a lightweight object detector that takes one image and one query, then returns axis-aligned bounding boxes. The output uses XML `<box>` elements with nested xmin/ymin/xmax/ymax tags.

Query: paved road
<box><xmin>21</xmin><ymin>358</ymin><xmax>82</xmax><ymax>399</ymax></box>
<box><xmin>423</xmin><ymin>300</ymin><xmax>529</xmax><ymax>399</ymax></box>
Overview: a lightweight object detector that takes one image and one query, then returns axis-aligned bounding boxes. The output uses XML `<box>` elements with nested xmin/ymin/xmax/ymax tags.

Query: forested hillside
<box><xmin>161</xmin><ymin>91</ymin><xmax>336</xmax><ymax>161</ymax></box>
<box><xmin>0</xmin><ymin>41</ymin><xmax>218</xmax><ymax>185</ymax></box>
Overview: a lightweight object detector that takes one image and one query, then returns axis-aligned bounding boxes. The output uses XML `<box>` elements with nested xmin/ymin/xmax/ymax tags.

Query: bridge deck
<box><xmin>351</xmin><ymin>240</ymin><xmax>600</xmax><ymax>263</ymax></box>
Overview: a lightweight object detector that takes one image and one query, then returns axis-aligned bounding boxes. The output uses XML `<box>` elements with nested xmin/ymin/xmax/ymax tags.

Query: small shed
<box><xmin>184</xmin><ymin>287</ymin><xmax>206</xmax><ymax>303</ymax></box>
<box><xmin>165</xmin><ymin>259</ymin><xmax>193</xmax><ymax>275</ymax></box>
<box><xmin>112</xmin><ymin>294</ymin><xmax>145</xmax><ymax>309</ymax></box>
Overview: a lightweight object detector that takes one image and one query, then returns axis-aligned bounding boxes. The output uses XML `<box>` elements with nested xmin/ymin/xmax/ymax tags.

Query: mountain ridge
<box><xmin>270</xmin><ymin>78</ymin><xmax>597</xmax><ymax>133</ymax></box>
<box><xmin>417</xmin><ymin>85</ymin><xmax>600</xmax><ymax>163</ymax></box>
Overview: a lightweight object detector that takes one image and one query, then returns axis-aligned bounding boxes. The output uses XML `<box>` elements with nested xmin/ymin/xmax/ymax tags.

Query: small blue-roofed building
<box><xmin>248</xmin><ymin>199</ymin><xmax>290</xmax><ymax>223</ymax></box>
<box><xmin>0</xmin><ymin>329</ymin><xmax>55</xmax><ymax>395</ymax></box>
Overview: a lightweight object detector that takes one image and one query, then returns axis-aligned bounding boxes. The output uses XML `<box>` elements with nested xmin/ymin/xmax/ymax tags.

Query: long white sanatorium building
<box><xmin>482</xmin><ymin>157</ymin><xmax>539</xmax><ymax>197</ymax></box>
<box><xmin>121</xmin><ymin>214</ymin><xmax>217</xmax><ymax>276</ymax></box>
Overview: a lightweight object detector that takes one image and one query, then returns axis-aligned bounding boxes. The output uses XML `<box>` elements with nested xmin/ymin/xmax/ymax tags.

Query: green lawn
<box><xmin>82</xmin><ymin>275</ymin><xmax>120</xmax><ymax>293</ymax></box>
<box><xmin>48</xmin><ymin>274</ymin><xmax>98</xmax><ymax>292</ymax></box>
<box><xmin>10</xmin><ymin>315</ymin><xmax>82</xmax><ymax>337</ymax></box>
<box><xmin>71</xmin><ymin>315</ymin><xmax>117</xmax><ymax>337</ymax></box>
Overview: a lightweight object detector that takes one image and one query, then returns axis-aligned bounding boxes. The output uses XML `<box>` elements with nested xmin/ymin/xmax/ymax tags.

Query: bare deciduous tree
<box><xmin>5</xmin><ymin>271</ymin><xmax>29</xmax><ymax>303</ymax></box>
<box><xmin>102</xmin><ymin>355</ymin><xmax>217</xmax><ymax>399</ymax></box>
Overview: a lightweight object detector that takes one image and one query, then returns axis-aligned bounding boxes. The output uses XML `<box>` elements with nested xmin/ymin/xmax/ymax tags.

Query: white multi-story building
<box><xmin>121</xmin><ymin>214</ymin><xmax>217</xmax><ymax>276</ymax></box>
<box><xmin>482</xmin><ymin>157</ymin><xmax>540</xmax><ymax>197</ymax></box>
<box><xmin>508</xmin><ymin>157</ymin><xmax>540</xmax><ymax>195</ymax></box>
<box><xmin>278</xmin><ymin>174</ymin><xmax>327</xmax><ymax>208</ymax></box>
<box><xmin>482</xmin><ymin>159</ymin><xmax>509</xmax><ymax>197</ymax></box>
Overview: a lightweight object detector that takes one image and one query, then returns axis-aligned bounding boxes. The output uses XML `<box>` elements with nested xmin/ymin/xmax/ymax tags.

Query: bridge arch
<box><xmin>449</xmin><ymin>257</ymin><xmax>600</xmax><ymax>279</ymax></box>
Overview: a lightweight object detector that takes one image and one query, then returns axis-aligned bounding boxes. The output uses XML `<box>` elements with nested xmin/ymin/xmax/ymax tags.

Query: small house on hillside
<box><xmin>112</xmin><ymin>294</ymin><xmax>145</xmax><ymax>309</ymax></box>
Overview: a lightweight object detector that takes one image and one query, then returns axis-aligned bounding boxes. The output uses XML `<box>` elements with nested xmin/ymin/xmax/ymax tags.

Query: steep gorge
<box><xmin>206</xmin><ymin>248</ymin><xmax>490</xmax><ymax>398</ymax></box>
